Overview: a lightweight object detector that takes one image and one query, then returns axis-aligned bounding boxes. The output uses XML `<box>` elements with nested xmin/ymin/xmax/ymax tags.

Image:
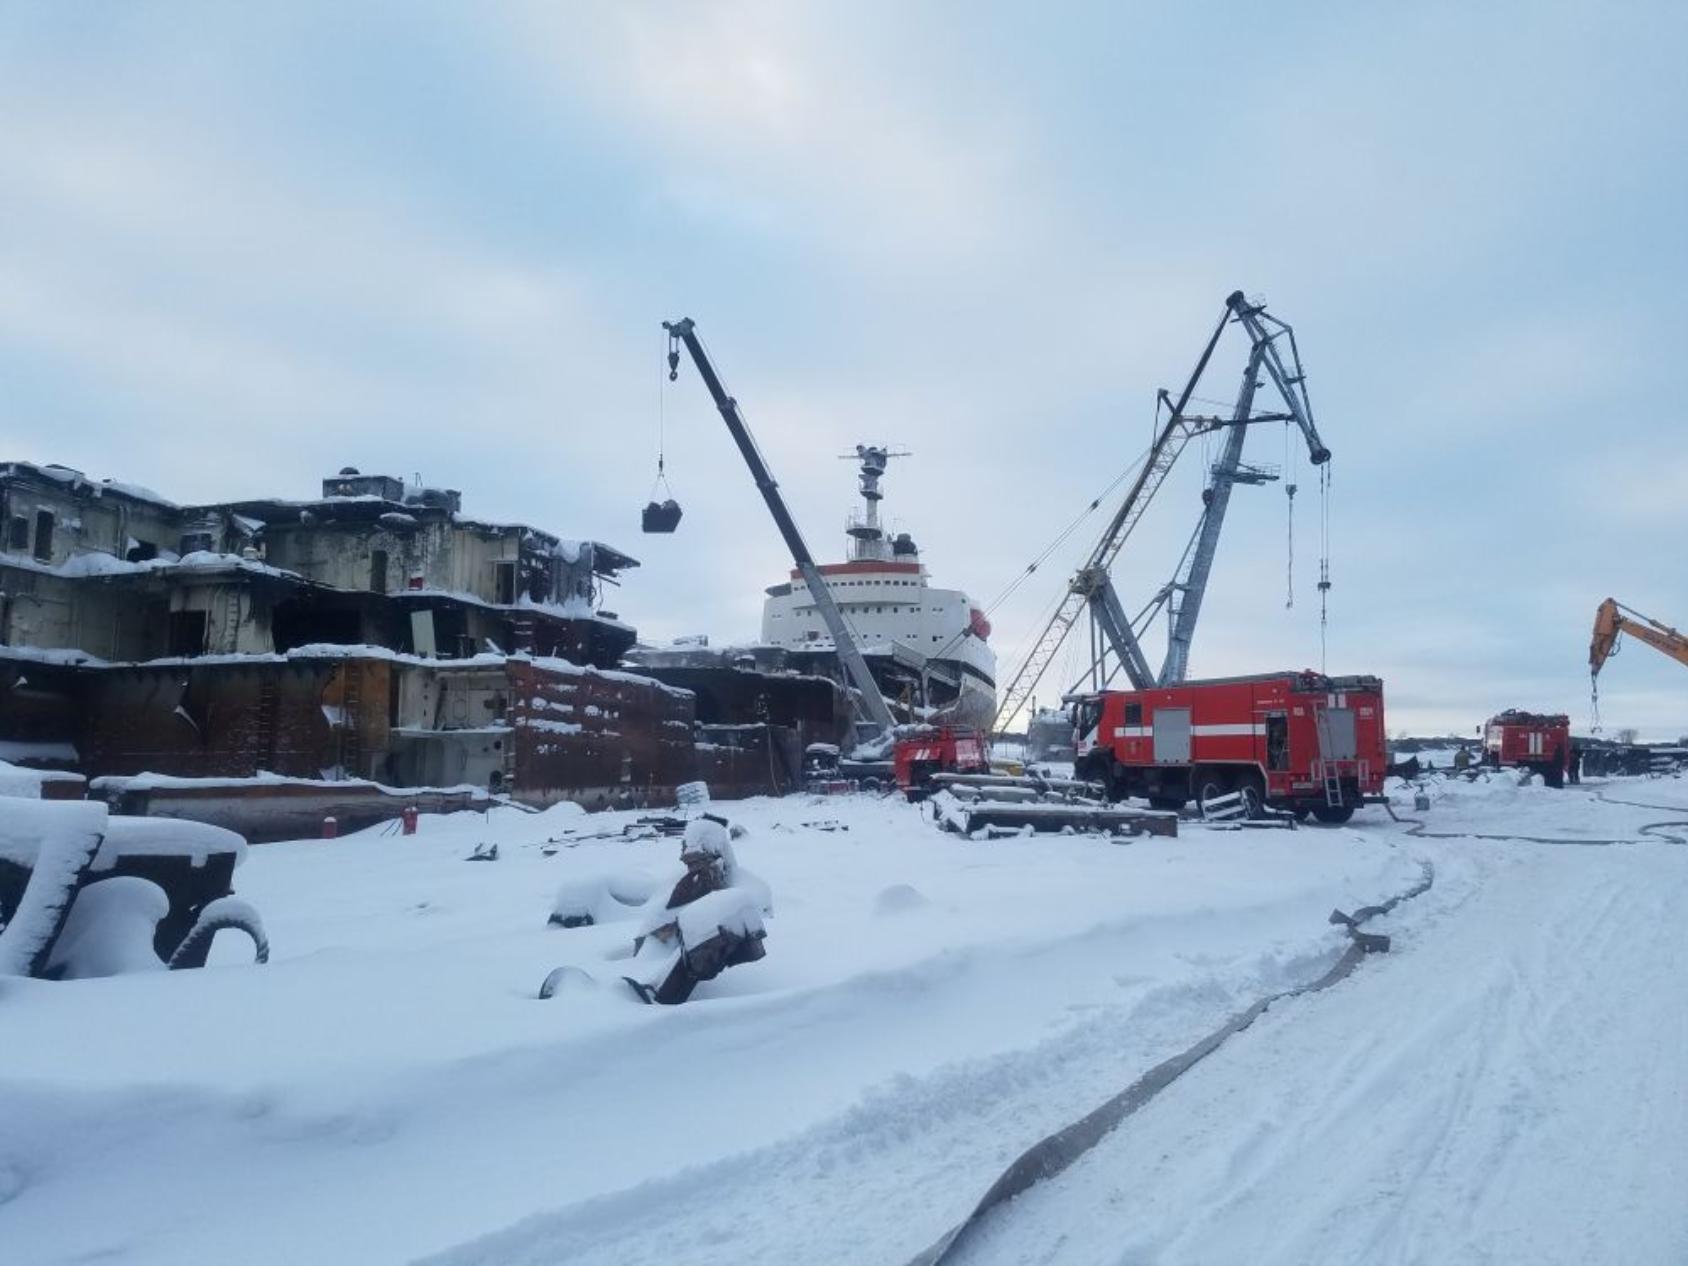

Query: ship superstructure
<box><xmin>759</xmin><ymin>445</ymin><xmax>996</xmax><ymax>727</ymax></box>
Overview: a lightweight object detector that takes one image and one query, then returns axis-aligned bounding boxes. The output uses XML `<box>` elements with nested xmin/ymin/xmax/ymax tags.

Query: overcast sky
<box><xmin>3</xmin><ymin>2</ymin><xmax>1685</xmax><ymax>736</ymax></box>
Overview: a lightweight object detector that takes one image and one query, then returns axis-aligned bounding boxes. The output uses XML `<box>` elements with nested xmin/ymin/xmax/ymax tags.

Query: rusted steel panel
<box><xmin>506</xmin><ymin>660</ymin><xmax>696</xmax><ymax>809</ymax></box>
<box><xmin>77</xmin><ymin>660</ymin><xmax>342</xmax><ymax>780</ymax></box>
<box><xmin>638</xmin><ymin>664</ymin><xmax>851</xmax><ymax>752</ymax></box>
<box><xmin>0</xmin><ymin>654</ymin><xmax>84</xmax><ymax>755</ymax></box>
<box><xmin>693</xmin><ymin>723</ymin><xmax>803</xmax><ymax>799</ymax></box>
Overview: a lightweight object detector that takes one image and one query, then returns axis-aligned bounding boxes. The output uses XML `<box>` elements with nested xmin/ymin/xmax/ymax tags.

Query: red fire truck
<box><xmin>1481</xmin><ymin>710</ymin><xmax>1571</xmax><ymax>787</ymax></box>
<box><xmin>893</xmin><ymin>726</ymin><xmax>990</xmax><ymax>800</ymax></box>
<box><xmin>1072</xmin><ymin>670</ymin><xmax>1387</xmax><ymax>823</ymax></box>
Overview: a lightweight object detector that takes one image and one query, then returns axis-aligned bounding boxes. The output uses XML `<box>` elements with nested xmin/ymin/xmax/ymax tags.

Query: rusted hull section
<box><xmin>1</xmin><ymin>647</ymin><xmax>845</xmax><ymax>837</ymax></box>
<box><xmin>79</xmin><ymin>658</ymin><xmax>385</xmax><ymax>781</ymax></box>
<box><xmin>507</xmin><ymin>658</ymin><xmax>696</xmax><ymax>810</ymax></box>
<box><xmin>694</xmin><ymin>724</ymin><xmax>804</xmax><ymax>800</ymax></box>
<box><xmin>90</xmin><ymin>779</ymin><xmax>494</xmax><ymax>844</ymax></box>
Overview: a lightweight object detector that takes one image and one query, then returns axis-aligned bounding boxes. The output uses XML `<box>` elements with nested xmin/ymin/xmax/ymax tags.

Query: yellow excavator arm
<box><xmin>1590</xmin><ymin>597</ymin><xmax>1688</xmax><ymax>678</ymax></box>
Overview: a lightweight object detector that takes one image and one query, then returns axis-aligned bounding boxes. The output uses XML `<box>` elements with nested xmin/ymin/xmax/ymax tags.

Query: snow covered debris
<box><xmin>0</xmin><ymin>757</ymin><xmax>75</xmax><ymax>798</ymax></box>
<box><xmin>44</xmin><ymin>876</ymin><xmax>169</xmax><ymax>979</ymax></box>
<box><xmin>0</xmin><ymin>797</ymin><xmax>107</xmax><ymax>976</ymax></box>
<box><xmin>549</xmin><ymin>869</ymin><xmax>666</xmax><ymax>928</ymax></box>
<box><xmin>672</xmin><ymin>885</ymin><xmax>765</xmax><ymax>948</ymax></box>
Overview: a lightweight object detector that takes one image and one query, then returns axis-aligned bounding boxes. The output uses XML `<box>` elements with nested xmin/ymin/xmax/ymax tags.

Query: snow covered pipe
<box><xmin>907</xmin><ymin>860</ymin><xmax>1435</xmax><ymax>1266</ymax></box>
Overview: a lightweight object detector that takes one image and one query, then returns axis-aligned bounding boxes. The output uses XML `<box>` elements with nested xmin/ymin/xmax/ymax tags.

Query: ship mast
<box><xmin>840</xmin><ymin>444</ymin><xmax>911</xmax><ymax>563</ymax></box>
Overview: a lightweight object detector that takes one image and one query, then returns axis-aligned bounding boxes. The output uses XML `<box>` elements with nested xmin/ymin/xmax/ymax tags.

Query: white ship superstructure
<box><xmin>759</xmin><ymin>445</ymin><xmax>996</xmax><ymax>727</ymax></box>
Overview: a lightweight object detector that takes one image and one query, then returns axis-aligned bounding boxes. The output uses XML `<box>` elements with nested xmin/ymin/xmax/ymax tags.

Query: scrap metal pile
<box><xmin>926</xmin><ymin>772</ymin><xmax>1178</xmax><ymax>839</ymax></box>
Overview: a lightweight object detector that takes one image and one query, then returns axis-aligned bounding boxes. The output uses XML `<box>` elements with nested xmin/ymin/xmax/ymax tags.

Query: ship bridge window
<box><xmin>6</xmin><ymin>515</ymin><xmax>28</xmax><ymax>552</ymax></box>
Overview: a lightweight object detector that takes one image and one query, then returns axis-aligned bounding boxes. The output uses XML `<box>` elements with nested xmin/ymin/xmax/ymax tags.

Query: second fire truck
<box><xmin>893</xmin><ymin>726</ymin><xmax>990</xmax><ymax>800</ymax></box>
<box><xmin>1481</xmin><ymin>710</ymin><xmax>1572</xmax><ymax>787</ymax></box>
<box><xmin>1072</xmin><ymin>670</ymin><xmax>1387</xmax><ymax>823</ymax></box>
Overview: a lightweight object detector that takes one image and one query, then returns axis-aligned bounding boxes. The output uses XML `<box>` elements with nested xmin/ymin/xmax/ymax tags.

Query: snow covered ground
<box><xmin>4</xmin><ymin>773</ymin><xmax>1686</xmax><ymax>1264</ymax></box>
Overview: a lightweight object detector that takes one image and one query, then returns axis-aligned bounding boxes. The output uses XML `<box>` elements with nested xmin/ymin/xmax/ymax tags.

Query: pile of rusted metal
<box><xmin>927</xmin><ymin>772</ymin><xmax>1178</xmax><ymax>839</ymax></box>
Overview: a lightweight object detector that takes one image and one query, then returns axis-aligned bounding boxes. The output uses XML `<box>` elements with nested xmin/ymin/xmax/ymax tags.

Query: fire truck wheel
<box><xmin>1310</xmin><ymin>804</ymin><xmax>1355</xmax><ymax>825</ymax></box>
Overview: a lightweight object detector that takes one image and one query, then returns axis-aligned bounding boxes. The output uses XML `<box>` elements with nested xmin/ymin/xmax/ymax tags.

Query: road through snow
<box><xmin>953</xmin><ymin>838</ymin><xmax>1688</xmax><ymax>1266</ymax></box>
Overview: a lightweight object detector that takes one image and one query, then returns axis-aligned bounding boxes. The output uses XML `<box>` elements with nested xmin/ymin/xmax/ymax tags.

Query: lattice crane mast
<box><xmin>991</xmin><ymin>291</ymin><xmax>1330</xmax><ymax>732</ymax></box>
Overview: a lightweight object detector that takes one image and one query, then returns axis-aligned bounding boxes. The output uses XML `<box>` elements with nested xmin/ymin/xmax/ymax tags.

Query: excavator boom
<box><xmin>1590</xmin><ymin>597</ymin><xmax>1688</xmax><ymax>678</ymax></box>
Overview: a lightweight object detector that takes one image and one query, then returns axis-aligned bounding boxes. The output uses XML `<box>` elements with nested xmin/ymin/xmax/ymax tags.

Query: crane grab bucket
<box><xmin>641</xmin><ymin>498</ymin><xmax>683</xmax><ymax>533</ymax></box>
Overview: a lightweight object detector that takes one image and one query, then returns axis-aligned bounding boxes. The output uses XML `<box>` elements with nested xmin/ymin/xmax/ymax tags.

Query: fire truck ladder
<box><xmin>1314</xmin><ymin>706</ymin><xmax>1345</xmax><ymax>808</ymax></box>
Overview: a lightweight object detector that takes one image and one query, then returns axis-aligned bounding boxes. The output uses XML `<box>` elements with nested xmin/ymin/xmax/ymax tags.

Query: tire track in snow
<box><xmin>949</xmin><ymin>843</ymin><xmax>1688</xmax><ymax>1266</ymax></box>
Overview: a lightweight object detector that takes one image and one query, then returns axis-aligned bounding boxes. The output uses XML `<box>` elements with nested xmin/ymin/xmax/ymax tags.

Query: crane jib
<box><xmin>662</xmin><ymin>319</ymin><xmax>896</xmax><ymax>737</ymax></box>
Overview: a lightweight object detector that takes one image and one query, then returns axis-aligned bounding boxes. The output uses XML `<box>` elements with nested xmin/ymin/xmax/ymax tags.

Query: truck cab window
<box><xmin>1074</xmin><ymin>697</ymin><xmax>1103</xmax><ymax>738</ymax></box>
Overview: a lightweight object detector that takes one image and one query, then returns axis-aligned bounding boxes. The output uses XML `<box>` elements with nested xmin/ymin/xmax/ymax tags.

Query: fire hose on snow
<box><xmin>906</xmin><ymin>857</ymin><xmax>1435</xmax><ymax>1266</ymax></box>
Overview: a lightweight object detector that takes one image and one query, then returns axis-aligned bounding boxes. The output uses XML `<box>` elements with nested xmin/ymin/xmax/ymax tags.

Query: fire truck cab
<box><xmin>1072</xmin><ymin>670</ymin><xmax>1387</xmax><ymax>823</ymax></box>
<box><xmin>1481</xmin><ymin>710</ymin><xmax>1571</xmax><ymax>787</ymax></box>
<box><xmin>893</xmin><ymin>726</ymin><xmax>990</xmax><ymax>800</ymax></box>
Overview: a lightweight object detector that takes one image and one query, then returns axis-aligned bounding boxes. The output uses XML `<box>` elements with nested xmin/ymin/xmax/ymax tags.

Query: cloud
<box><xmin>1</xmin><ymin>3</ymin><xmax>1685</xmax><ymax>737</ymax></box>
<box><xmin>506</xmin><ymin>3</ymin><xmax>1032</xmax><ymax>267</ymax></box>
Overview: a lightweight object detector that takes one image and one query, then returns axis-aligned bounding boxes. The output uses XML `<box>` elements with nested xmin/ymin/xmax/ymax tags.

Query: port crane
<box><xmin>1589</xmin><ymin>598</ymin><xmax>1688</xmax><ymax>725</ymax></box>
<box><xmin>993</xmin><ymin>290</ymin><xmax>1331</xmax><ymax>732</ymax></box>
<box><xmin>662</xmin><ymin>318</ymin><xmax>896</xmax><ymax>738</ymax></box>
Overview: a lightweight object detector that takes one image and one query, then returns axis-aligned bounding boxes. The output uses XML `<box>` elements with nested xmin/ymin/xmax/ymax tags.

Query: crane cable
<box><xmin>1317</xmin><ymin>460</ymin><xmax>1333</xmax><ymax>671</ymax></box>
<box><xmin>1591</xmin><ymin>635</ymin><xmax>1618</xmax><ymax>731</ymax></box>
<box><xmin>976</xmin><ymin>437</ymin><xmax>1160</xmax><ymax>619</ymax></box>
<box><xmin>1284</xmin><ymin>420</ymin><xmax>1297</xmax><ymax>609</ymax></box>
<box><xmin>651</xmin><ymin>329</ymin><xmax>674</xmax><ymax>501</ymax></box>
<box><xmin>967</xmin><ymin>434</ymin><xmax>1172</xmax><ymax>720</ymax></box>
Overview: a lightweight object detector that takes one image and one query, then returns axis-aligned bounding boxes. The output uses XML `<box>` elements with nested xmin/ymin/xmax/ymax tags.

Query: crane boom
<box><xmin>1159</xmin><ymin>346</ymin><xmax>1262</xmax><ymax>684</ymax></box>
<box><xmin>663</xmin><ymin>318</ymin><xmax>895</xmax><ymax>736</ymax></box>
<box><xmin>1160</xmin><ymin>296</ymin><xmax>1329</xmax><ymax>683</ymax></box>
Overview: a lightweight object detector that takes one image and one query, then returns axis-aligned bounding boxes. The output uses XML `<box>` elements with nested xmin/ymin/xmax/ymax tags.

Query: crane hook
<box><xmin>666</xmin><ymin>336</ymin><xmax>680</xmax><ymax>382</ymax></box>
